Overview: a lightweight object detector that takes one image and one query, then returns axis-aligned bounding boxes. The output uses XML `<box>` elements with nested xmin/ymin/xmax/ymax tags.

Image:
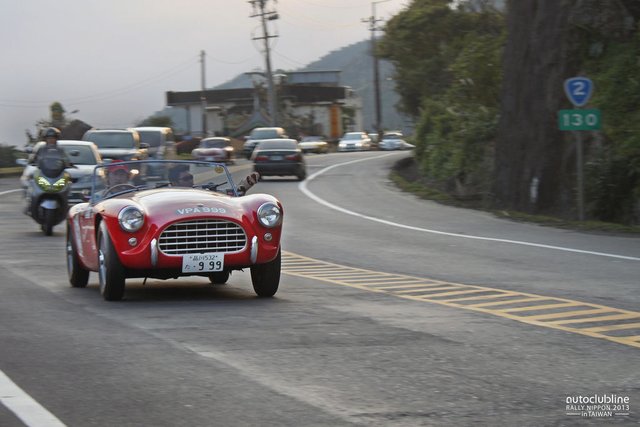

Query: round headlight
<box><xmin>257</xmin><ymin>203</ymin><xmax>281</xmax><ymax>228</ymax></box>
<box><xmin>118</xmin><ymin>206</ymin><xmax>145</xmax><ymax>232</ymax></box>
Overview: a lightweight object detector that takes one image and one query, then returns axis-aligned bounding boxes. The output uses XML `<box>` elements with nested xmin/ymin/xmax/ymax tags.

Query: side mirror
<box><xmin>140</xmin><ymin>142</ymin><xmax>150</xmax><ymax>149</ymax></box>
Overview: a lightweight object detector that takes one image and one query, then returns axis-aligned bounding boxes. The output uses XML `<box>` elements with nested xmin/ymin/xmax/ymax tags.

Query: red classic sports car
<box><xmin>66</xmin><ymin>160</ymin><xmax>283</xmax><ymax>301</ymax></box>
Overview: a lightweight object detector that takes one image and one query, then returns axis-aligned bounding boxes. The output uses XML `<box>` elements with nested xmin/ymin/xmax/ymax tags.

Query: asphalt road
<box><xmin>0</xmin><ymin>153</ymin><xmax>638</xmax><ymax>426</ymax></box>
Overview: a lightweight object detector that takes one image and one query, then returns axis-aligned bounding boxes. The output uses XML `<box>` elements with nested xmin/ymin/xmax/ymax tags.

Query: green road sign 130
<box><xmin>558</xmin><ymin>109</ymin><xmax>601</xmax><ymax>131</ymax></box>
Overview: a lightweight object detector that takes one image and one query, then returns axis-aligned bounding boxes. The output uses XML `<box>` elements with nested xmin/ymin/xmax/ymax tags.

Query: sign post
<box><xmin>559</xmin><ymin>77</ymin><xmax>598</xmax><ymax>221</ymax></box>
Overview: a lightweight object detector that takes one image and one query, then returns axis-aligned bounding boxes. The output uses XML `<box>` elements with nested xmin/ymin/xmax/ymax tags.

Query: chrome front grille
<box><xmin>158</xmin><ymin>219</ymin><xmax>247</xmax><ymax>255</ymax></box>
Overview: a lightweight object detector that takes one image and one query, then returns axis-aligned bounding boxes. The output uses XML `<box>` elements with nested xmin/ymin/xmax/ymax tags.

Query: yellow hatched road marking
<box><xmin>499</xmin><ymin>302</ymin><xmax>580</xmax><ymax>313</ymax></box>
<box><xmin>417</xmin><ymin>289</ymin><xmax>496</xmax><ymax>299</ymax></box>
<box><xmin>467</xmin><ymin>297</ymin><xmax>549</xmax><ymax>308</ymax></box>
<box><xmin>526</xmin><ymin>308</ymin><xmax>611</xmax><ymax>320</ymax></box>
<box><xmin>281</xmin><ymin>251</ymin><xmax>640</xmax><ymax>349</ymax></box>
<box><xmin>549</xmin><ymin>313</ymin><xmax>640</xmax><ymax>325</ymax></box>
<box><xmin>583</xmin><ymin>322</ymin><xmax>640</xmax><ymax>333</ymax></box>
<box><xmin>343</xmin><ymin>276</ymin><xmax>413</xmax><ymax>283</ymax></box>
<box><xmin>440</xmin><ymin>292</ymin><xmax>518</xmax><ymax>303</ymax></box>
<box><xmin>395</xmin><ymin>285</ymin><xmax>463</xmax><ymax>294</ymax></box>
<box><xmin>375</xmin><ymin>283</ymin><xmax>448</xmax><ymax>290</ymax></box>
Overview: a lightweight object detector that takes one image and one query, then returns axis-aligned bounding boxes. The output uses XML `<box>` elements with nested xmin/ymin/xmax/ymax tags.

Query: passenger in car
<box><xmin>106</xmin><ymin>160</ymin><xmax>132</xmax><ymax>186</ymax></box>
<box><xmin>237</xmin><ymin>172</ymin><xmax>260</xmax><ymax>195</ymax></box>
<box><xmin>168</xmin><ymin>164</ymin><xmax>259</xmax><ymax>194</ymax></box>
<box><xmin>168</xmin><ymin>164</ymin><xmax>194</xmax><ymax>187</ymax></box>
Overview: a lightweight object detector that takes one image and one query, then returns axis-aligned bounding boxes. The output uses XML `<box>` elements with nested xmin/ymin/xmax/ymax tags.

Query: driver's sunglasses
<box><xmin>179</xmin><ymin>173</ymin><xmax>194</xmax><ymax>182</ymax></box>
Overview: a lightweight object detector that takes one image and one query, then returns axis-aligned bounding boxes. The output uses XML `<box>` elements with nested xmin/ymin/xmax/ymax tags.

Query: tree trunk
<box><xmin>492</xmin><ymin>0</ymin><xmax>578</xmax><ymax>216</ymax></box>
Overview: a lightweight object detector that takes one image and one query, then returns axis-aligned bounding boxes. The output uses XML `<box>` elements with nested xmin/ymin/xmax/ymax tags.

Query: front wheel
<box><xmin>42</xmin><ymin>208</ymin><xmax>55</xmax><ymax>236</ymax></box>
<box><xmin>250</xmin><ymin>249</ymin><xmax>281</xmax><ymax>297</ymax></box>
<box><xmin>98</xmin><ymin>223</ymin><xmax>126</xmax><ymax>301</ymax></box>
<box><xmin>209</xmin><ymin>271</ymin><xmax>230</xmax><ymax>285</ymax></box>
<box><xmin>67</xmin><ymin>225</ymin><xmax>89</xmax><ymax>288</ymax></box>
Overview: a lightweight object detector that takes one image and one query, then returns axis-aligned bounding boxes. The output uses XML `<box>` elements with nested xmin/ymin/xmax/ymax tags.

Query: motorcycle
<box><xmin>23</xmin><ymin>146</ymin><xmax>72</xmax><ymax>236</ymax></box>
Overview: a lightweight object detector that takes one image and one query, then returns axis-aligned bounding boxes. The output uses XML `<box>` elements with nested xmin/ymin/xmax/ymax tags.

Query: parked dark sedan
<box><xmin>251</xmin><ymin>139</ymin><xmax>306</xmax><ymax>181</ymax></box>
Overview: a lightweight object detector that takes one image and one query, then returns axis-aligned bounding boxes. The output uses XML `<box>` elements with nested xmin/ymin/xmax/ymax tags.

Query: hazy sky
<box><xmin>0</xmin><ymin>0</ymin><xmax>408</xmax><ymax>146</ymax></box>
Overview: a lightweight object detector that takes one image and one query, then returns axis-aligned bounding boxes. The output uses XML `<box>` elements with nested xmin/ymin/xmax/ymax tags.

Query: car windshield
<box><xmin>136</xmin><ymin>131</ymin><xmax>162</xmax><ymax>147</ymax></box>
<box><xmin>90</xmin><ymin>160</ymin><xmax>238</xmax><ymax>202</ymax></box>
<box><xmin>85</xmin><ymin>132</ymin><xmax>135</xmax><ymax>149</ymax></box>
<box><xmin>250</xmin><ymin>129</ymin><xmax>281</xmax><ymax>139</ymax></box>
<box><xmin>383</xmin><ymin>133</ymin><xmax>402</xmax><ymax>139</ymax></box>
<box><xmin>201</xmin><ymin>139</ymin><xmax>227</xmax><ymax>148</ymax></box>
<box><xmin>62</xmin><ymin>145</ymin><xmax>98</xmax><ymax>165</ymax></box>
<box><xmin>256</xmin><ymin>140</ymin><xmax>297</xmax><ymax>150</ymax></box>
<box><xmin>343</xmin><ymin>133</ymin><xmax>364</xmax><ymax>140</ymax></box>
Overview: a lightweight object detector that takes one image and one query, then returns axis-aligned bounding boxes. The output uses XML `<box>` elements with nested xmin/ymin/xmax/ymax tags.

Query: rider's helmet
<box><xmin>43</xmin><ymin>127</ymin><xmax>61</xmax><ymax>140</ymax></box>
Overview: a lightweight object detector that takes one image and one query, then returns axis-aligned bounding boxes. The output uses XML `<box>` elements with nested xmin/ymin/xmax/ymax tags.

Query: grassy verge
<box><xmin>390</xmin><ymin>166</ymin><xmax>640</xmax><ymax>235</ymax></box>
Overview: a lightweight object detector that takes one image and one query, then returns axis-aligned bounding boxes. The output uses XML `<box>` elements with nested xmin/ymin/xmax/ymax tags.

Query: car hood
<box><xmin>67</xmin><ymin>164</ymin><xmax>97</xmax><ymax>178</ymax></box>
<box><xmin>98</xmin><ymin>148</ymin><xmax>137</xmax><ymax>159</ymax></box>
<box><xmin>128</xmin><ymin>189</ymin><xmax>247</xmax><ymax>220</ymax></box>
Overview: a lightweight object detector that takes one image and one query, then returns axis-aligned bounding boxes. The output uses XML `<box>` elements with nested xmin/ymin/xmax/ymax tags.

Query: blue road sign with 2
<box><xmin>564</xmin><ymin>77</ymin><xmax>593</xmax><ymax>107</ymax></box>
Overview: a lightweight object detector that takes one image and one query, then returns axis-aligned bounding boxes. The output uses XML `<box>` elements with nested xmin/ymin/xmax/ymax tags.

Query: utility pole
<box><xmin>200</xmin><ymin>50</ymin><xmax>207</xmax><ymax>135</ymax></box>
<box><xmin>249</xmin><ymin>0</ymin><xmax>279</xmax><ymax>126</ymax></box>
<box><xmin>363</xmin><ymin>0</ymin><xmax>390</xmax><ymax>141</ymax></box>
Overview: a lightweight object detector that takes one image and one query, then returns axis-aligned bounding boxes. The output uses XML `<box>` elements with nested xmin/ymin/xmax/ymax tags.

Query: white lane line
<box><xmin>0</xmin><ymin>370</ymin><xmax>67</xmax><ymax>427</ymax></box>
<box><xmin>299</xmin><ymin>154</ymin><xmax>640</xmax><ymax>262</ymax></box>
<box><xmin>0</xmin><ymin>189</ymin><xmax>21</xmax><ymax>196</ymax></box>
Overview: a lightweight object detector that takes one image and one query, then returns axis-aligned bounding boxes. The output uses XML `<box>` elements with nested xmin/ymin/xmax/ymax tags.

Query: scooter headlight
<box><xmin>52</xmin><ymin>176</ymin><xmax>68</xmax><ymax>191</ymax></box>
<box><xmin>36</xmin><ymin>175</ymin><xmax>52</xmax><ymax>191</ymax></box>
<box><xmin>257</xmin><ymin>202</ymin><xmax>282</xmax><ymax>228</ymax></box>
<box><xmin>118</xmin><ymin>206</ymin><xmax>145</xmax><ymax>232</ymax></box>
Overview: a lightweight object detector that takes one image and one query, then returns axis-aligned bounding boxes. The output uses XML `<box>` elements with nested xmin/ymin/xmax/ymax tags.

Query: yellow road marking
<box><xmin>467</xmin><ymin>297</ymin><xmax>549</xmax><ymax>308</ymax></box>
<box><xmin>499</xmin><ymin>302</ymin><xmax>580</xmax><ymax>313</ymax></box>
<box><xmin>550</xmin><ymin>313</ymin><xmax>640</xmax><ymax>325</ymax></box>
<box><xmin>440</xmin><ymin>292</ymin><xmax>518</xmax><ymax>303</ymax></box>
<box><xmin>375</xmin><ymin>283</ymin><xmax>447</xmax><ymax>290</ymax></box>
<box><xmin>395</xmin><ymin>285</ymin><xmax>463</xmax><ymax>294</ymax></box>
<box><xmin>583</xmin><ymin>322</ymin><xmax>640</xmax><ymax>333</ymax></box>
<box><xmin>282</xmin><ymin>251</ymin><xmax>640</xmax><ymax>349</ymax></box>
<box><xmin>526</xmin><ymin>308</ymin><xmax>611</xmax><ymax>320</ymax></box>
<box><xmin>415</xmin><ymin>289</ymin><xmax>495</xmax><ymax>299</ymax></box>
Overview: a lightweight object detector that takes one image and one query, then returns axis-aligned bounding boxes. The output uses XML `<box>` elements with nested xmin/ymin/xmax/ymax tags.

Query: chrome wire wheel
<box><xmin>98</xmin><ymin>238</ymin><xmax>107</xmax><ymax>295</ymax></box>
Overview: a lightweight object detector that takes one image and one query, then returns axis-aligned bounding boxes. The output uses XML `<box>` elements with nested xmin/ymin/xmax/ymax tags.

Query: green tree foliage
<box><xmin>137</xmin><ymin>115</ymin><xmax>174</xmax><ymax>128</ymax></box>
<box><xmin>378</xmin><ymin>0</ymin><xmax>505</xmax><ymax>197</ymax></box>
<box><xmin>0</xmin><ymin>144</ymin><xmax>20</xmax><ymax>168</ymax></box>
<box><xmin>34</xmin><ymin>101</ymin><xmax>70</xmax><ymax>141</ymax></box>
<box><xmin>584</xmin><ymin>28</ymin><xmax>640</xmax><ymax>223</ymax></box>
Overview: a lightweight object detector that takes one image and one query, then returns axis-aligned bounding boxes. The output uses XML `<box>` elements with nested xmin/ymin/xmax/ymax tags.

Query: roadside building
<box><xmin>165</xmin><ymin>71</ymin><xmax>363</xmax><ymax>139</ymax></box>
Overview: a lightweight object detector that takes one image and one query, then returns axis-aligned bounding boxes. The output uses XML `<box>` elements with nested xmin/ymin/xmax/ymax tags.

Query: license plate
<box><xmin>270</xmin><ymin>155</ymin><xmax>283</xmax><ymax>160</ymax></box>
<box><xmin>182</xmin><ymin>253</ymin><xmax>224</xmax><ymax>272</ymax></box>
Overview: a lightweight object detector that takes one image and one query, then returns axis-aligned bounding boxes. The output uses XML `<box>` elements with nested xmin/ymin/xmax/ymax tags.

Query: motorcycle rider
<box><xmin>29</xmin><ymin>127</ymin><xmax>72</xmax><ymax>168</ymax></box>
<box><xmin>24</xmin><ymin>127</ymin><xmax>72</xmax><ymax>215</ymax></box>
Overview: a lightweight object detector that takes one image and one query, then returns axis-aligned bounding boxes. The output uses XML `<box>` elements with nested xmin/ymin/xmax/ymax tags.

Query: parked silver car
<box><xmin>337</xmin><ymin>132</ymin><xmax>372</xmax><ymax>152</ymax></box>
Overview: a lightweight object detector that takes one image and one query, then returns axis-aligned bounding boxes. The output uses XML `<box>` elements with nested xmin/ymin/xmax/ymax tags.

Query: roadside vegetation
<box><xmin>378</xmin><ymin>0</ymin><xmax>640</xmax><ymax>226</ymax></box>
<box><xmin>391</xmin><ymin>157</ymin><xmax>640</xmax><ymax>234</ymax></box>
